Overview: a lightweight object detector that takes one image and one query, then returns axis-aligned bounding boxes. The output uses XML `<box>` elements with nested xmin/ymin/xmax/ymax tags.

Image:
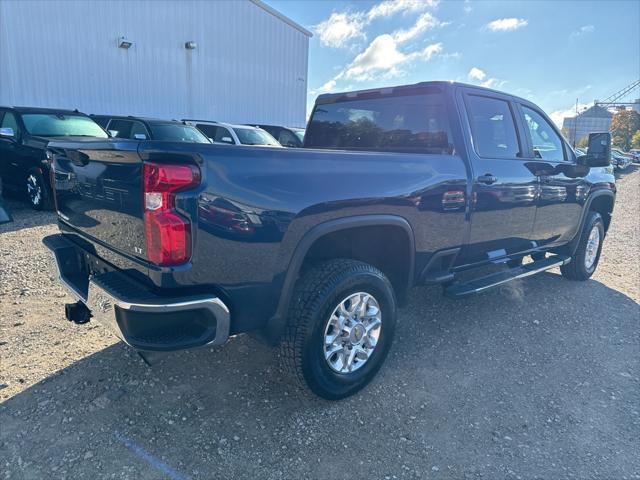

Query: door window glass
<box><xmin>278</xmin><ymin>129</ymin><xmax>298</xmax><ymax>147</ymax></box>
<box><xmin>129</xmin><ymin>121</ymin><xmax>149</xmax><ymax>140</ymax></box>
<box><xmin>196</xmin><ymin>124</ymin><xmax>218</xmax><ymax>140</ymax></box>
<box><xmin>522</xmin><ymin>106</ymin><xmax>565</xmax><ymax>162</ymax></box>
<box><xmin>107</xmin><ymin>119</ymin><xmax>133</xmax><ymax>138</ymax></box>
<box><xmin>466</xmin><ymin>95</ymin><xmax>520</xmax><ymax>158</ymax></box>
<box><xmin>92</xmin><ymin>117</ymin><xmax>109</xmax><ymax>128</ymax></box>
<box><xmin>214</xmin><ymin>127</ymin><xmax>235</xmax><ymax>144</ymax></box>
<box><xmin>1</xmin><ymin>112</ymin><xmax>20</xmax><ymax>136</ymax></box>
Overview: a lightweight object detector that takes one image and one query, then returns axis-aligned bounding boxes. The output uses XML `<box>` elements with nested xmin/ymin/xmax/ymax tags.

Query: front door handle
<box><xmin>477</xmin><ymin>174</ymin><xmax>498</xmax><ymax>185</ymax></box>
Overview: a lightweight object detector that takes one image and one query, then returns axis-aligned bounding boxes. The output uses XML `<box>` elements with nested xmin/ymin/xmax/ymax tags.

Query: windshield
<box><xmin>293</xmin><ymin>129</ymin><xmax>305</xmax><ymax>142</ymax></box>
<box><xmin>21</xmin><ymin>113</ymin><xmax>108</xmax><ymax>138</ymax></box>
<box><xmin>233</xmin><ymin>127</ymin><xmax>280</xmax><ymax>146</ymax></box>
<box><xmin>149</xmin><ymin>124</ymin><xmax>210</xmax><ymax>143</ymax></box>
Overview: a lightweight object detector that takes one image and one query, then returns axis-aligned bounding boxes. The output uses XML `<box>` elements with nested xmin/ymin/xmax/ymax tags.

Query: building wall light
<box><xmin>185</xmin><ymin>41</ymin><xmax>197</xmax><ymax>50</ymax></box>
<box><xmin>118</xmin><ymin>37</ymin><xmax>133</xmax><ymax>49</ymax></box>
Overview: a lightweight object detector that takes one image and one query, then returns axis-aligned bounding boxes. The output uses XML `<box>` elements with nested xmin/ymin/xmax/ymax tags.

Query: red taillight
<box><xmin>143</xmin><ymin>162</ymin><xmax>200</xmax><ymax>266</ymax></box>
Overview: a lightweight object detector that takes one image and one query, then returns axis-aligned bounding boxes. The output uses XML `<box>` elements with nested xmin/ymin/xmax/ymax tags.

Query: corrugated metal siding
<box><xmin>0</xmin><ymin>0</ymin><xmax>309</xmax><ymax>127</ymax></box>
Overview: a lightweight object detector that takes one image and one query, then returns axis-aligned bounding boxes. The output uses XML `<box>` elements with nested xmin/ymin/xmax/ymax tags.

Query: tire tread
<box><xmin>279</xmin><ymin>259</ymin><xmax>385</xmax><ymax>396</ymax></box>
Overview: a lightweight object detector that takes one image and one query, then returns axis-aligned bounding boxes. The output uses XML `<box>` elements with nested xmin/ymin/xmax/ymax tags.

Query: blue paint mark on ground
<box><xmin>114</xmin><ymin>431</ymin><xmax>192</xmax><ymax>480</ymax></box>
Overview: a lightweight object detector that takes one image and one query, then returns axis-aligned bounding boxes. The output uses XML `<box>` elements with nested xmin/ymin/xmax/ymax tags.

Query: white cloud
<box><xmin>343</xmin><ymin>34</ymin><xmax>408</xmax><ymax>81</ymax></box>
<box><xmin>463</xmin><ymin>0</ymin><xmax>472</xmax><ymax>14</ymax></box>
<box><xmin>309</xmin><ymin>79</ymin><xmax>337</xmax><ymax>96</ymax></box>
<box><xmin>466</xmin><ymin>67</ymin><xmax>505</xmax><ymax>89</ymax></box>
<box><xmin>549</xmin><ymin>102</ymin><xmax>592</xmax><ymax>128</ymax></box>
<box><xmin>419</xmin><ymin>42</ymin><xmax>443</xmax><ymax>60</ymax></box>
<box><xmin>571</xmin><ymin>24</ymin><xmax>595</xmax><ymax>37</ymax></box>
<box><xmin>315</xmin><ymin>12</ymin><xmax>366</xmax><ymax>48</ymax></box>
<box><xmin>367</xmin><ymin>0</ymin><xmax>438</xmax><ymax>21</ymax></box>
<box><xmin>393</xmin><ymin>12</ymin><xmax>445</xmax><ymax>43</ymax></box>
<box><xmin>315</xmin><ymin>0</ymin><xmax>441</xmax><ymax>48</ymax></box>
<box><xmin>341</xmin><ymin>35</ymin><xmax>443</xmax><ymax>81</ymax></box>
<box><xmin>480</xmin><ymin>78</ymin><xmax>506</xmax><ymax>89</ymax></box>
<box><xmin>468</xmin><ymin>67</ymin><xmax>486</xmax><ymax>81</ymax></box>
<box><xmin>486</xmin><ymin>17</ymin><xmax>528</xmax><ymax>32</ymax></box>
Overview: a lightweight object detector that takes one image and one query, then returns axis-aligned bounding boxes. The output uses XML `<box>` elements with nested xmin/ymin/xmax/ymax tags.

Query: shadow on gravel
<box><xmin>1</xmin><ymin>272</ymin><xmax>639</xmax><ymax>479</ymax></box>
<box><xmin>0</xmin><ymin>198</ymin><xmax>56</xmax><ymax>234</ymax></box>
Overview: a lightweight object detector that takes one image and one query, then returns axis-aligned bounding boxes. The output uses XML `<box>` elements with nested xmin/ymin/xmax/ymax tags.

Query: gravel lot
<box><xmin>1</xmin><ymin>167</ymin><xmax>638</xmax><ymax>480</ymax></box>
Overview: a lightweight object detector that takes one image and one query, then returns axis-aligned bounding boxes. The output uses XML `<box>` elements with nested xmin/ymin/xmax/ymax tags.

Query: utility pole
<box><xmin>573</xmin><ymin>98</ymin><xmax>578</xmax><ymax>148</ymax></box>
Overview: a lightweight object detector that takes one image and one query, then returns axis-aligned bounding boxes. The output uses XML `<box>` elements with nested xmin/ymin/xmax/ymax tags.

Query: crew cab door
<box><xmin>0</xmin><ymin>110</ymin><xmax>24</xmax><ymax>187</ymax></box>
<box><xmin>456</xmin><ymin>88</ymin><xmax>538</xmax><ymax>266</ymax></box>
<box><xmin>516</xmin><ymin>103</ymin><xmax>587</xmax><ymax>246</ymax></box>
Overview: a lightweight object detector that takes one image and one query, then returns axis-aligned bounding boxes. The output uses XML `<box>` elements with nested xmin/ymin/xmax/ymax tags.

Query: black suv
<box><xmin>0</xmin><ymin>107</ymin><xmax>108</xmax><ymax>209</ymax></box>
<box><xmin>91</xmin><ymin>115</ymin><xmax>210</xmax><ymax>143</ymax></box>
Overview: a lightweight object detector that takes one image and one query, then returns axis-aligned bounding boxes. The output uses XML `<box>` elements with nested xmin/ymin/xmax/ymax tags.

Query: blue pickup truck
<box><xmin>43</xmin><ymin>82</ymin><xmax>615</xmax><ymax>399</ymax></box>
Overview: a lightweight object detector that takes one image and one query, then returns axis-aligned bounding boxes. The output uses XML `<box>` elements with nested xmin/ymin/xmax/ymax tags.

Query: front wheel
<box><xmin>280</xmin><ymin>259</ymin><xmax>397</xmax><ymax>400</ymax></box>
<box><xmin>561</xmin><ymin>212</ymin><xmax>605</xmax><ymax>281</ymax></box>
<box><xmin>26</xmin><ymin>171</ymin><xmax>51</xmax><ymax>210</ymax></box>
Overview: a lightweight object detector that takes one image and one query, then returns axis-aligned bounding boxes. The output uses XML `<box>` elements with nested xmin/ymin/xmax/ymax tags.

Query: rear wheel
<box><xmin>561</xmin><ymin>212</ymin><xmax>604</xmax><ymax>281</ymax></box>
<box><xmin>26</xmin><ymin>171</ymin><xmax>50</xmax><ymax>210</ymax></box>
<box><xmin>280</xmin><ymin>259</ymin><xmax>397</xmax><ymax>400</ymax></box>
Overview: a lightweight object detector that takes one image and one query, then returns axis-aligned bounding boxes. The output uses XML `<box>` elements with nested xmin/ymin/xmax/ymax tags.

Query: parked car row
<box><xmin>575</xmin><ymin>146</ymin><xmax>636</xmax><ymax>171</ymax></box>
<box><xmin>611</xmin><ymin>148</ymin><xmax>635</xmax><ymax>170</ymax></box>
<box><xmin>0</xmin><ymin>106</ymin><xmax>305</xmax><ymax>209</ymax></box>
<box><xmin>183</xmin><ymin>120</ymin><xmax>282</xmax><ymax>147</ymax></box>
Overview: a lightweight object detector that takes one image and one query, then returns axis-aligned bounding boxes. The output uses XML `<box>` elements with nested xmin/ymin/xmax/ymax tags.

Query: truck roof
<box><xmin>3</xmin><ymin>106</ymin><xmax>88</xmax><ymax>115</ymax></box>
<box><xmin>315</xmin><ymin>80</ymin><xmax>528</xmax><ymax>105</ymax></box>
<box><xmin>90</xmin><ymin>114</ymin><xmax>185</xmax><ymax>126</ymax></box>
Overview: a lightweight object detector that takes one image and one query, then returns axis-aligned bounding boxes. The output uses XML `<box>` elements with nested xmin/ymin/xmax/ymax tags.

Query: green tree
<box><xmin>631</xmin><ymin>130</ymin><xmax>640</xmax><ymax>149</ymax></box>
<box><xmin>610</xmin><ymin>110</ymin><xmax>640</xmax><ymax>151</ymax></box>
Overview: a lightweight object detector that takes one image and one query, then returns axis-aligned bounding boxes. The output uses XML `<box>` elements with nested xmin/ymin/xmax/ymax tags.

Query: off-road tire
<box><xmin>280</xmin><ymin>259</ymin><xmax>397</xmax><ymax>400</ymax></box>
<box><xmin>560</xmin><ymin>212</ymin><xmax>605</xmax><ymax>281</ymax></box>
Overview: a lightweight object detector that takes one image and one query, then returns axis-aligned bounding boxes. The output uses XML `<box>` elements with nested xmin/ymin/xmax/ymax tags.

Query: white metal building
<box><xmin>0</xmin><ymin>0</ymin><xmax>311</xmax><ymax>127</ymax></box>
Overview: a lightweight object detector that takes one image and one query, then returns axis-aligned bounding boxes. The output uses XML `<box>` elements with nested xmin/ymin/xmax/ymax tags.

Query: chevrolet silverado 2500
<box><xmin>43</xmin><ymin>82</ymin><xmax>615</xmax><ymax>399</ymax></box>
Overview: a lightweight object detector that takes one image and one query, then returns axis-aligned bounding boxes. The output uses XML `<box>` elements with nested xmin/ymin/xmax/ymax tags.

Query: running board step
<box><xmin>445</xmin><ymin>255</ymin><xmax>571</xmax><ymax>298</ymax></box>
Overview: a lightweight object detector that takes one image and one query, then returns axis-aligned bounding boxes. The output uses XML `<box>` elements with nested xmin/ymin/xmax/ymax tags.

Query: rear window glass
<box><xmin>305</xmin><ymin>91</ymin><xmax>453</xmax><ymax>154</ymax></box>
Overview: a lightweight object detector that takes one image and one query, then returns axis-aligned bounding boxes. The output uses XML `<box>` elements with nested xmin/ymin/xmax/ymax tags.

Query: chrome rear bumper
<box><xmin>44</xmin><ymin>234</ymin><xmax>230</xmax><ymax>351</ymax></box>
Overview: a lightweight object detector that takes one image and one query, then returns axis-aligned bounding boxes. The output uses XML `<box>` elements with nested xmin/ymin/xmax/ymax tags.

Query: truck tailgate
<box><xmin>49</xmin><ymin>139</ymin><xmax>146</xmax><ymax>260</ymax></box>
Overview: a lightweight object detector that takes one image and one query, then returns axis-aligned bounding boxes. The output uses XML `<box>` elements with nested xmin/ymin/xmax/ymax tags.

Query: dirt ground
<box><xmin>1</xmin><ymin>167</ymin><xmax>638</xmax><ymax>480</ymax></box>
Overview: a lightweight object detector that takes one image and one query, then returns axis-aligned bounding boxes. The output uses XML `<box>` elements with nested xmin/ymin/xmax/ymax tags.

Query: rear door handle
<box><xmin>477</xmin><ymin>174</ymin><xmax>498</xmax><ymax>185</ymax></box>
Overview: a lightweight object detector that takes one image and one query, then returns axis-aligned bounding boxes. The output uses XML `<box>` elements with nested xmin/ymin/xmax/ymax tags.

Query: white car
<box><xmin>183</xmin><ymin>120</ymin><xmax>281</xmax><ymax>147</ymax></box>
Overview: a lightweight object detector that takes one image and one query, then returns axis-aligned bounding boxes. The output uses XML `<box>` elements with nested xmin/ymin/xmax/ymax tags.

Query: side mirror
<box><xmin>0</xmin><ymin>127</ymin><xmax>15</xmax><ymax>139</ymax></box>
<box><xmin>108</xmin><ymin>130</ymin><xmax>118</xmax><ymax>137</ymax></box>
<box><xmin>581</xmin><ymin>132</ymin><xmax>611</xmax><ymax>167</ymax></box>
<box><xmin>221</xmin><ymin>136</ymin><xmax>233</xmax><ymax>144</ymax></box>
<box><xmin>133</xmin><ymin>133</ymin><xmax>147</xmax><ymax>140</ymax></box>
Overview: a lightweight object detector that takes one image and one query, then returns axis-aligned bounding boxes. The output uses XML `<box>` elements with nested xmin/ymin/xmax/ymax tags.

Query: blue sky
<box><xmin>268</xmin><ymin>0</ymin><xmax>640</xmax><ymax>125</ymax></box>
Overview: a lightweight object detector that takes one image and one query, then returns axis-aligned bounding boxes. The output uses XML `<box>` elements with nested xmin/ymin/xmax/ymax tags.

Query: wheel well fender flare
<box><xmin>567</xmin><ymin>189</ymin><xmax>615</xmax><ymax>255</ymax></box>
<box><xmin>266</xmin><ymin>215</ymin><xmax>415</xmax><ymax>343</ymax></box>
